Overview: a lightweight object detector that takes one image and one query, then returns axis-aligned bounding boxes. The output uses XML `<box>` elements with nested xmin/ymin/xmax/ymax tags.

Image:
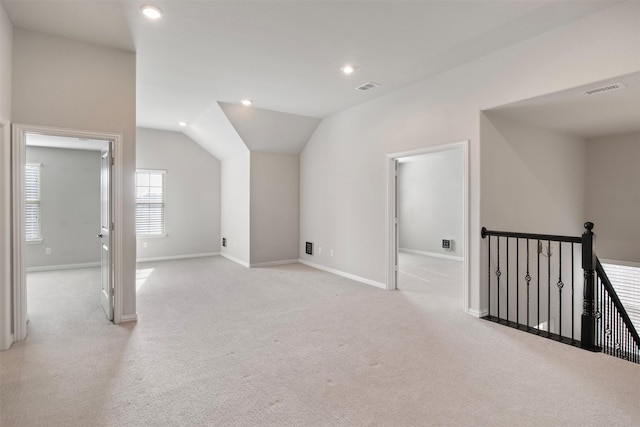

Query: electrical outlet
<box><xmin>330</xmin><ymin>249</ymin><xmax>334</xmax><ymax>257</ymax></box>
<box><xmin>45</xmin><ymin>248</ymin><xmax>51</xmax><ymax>255</ymax></box>
<box><xmin>143</xmin><ymin>241</ymin><xmax>148</xmax><ymax>248</ymax></box>
<box><xmin>318</xmin><ymin>247</ymin><xmax>322</xmax><ymax>255</ymax></box>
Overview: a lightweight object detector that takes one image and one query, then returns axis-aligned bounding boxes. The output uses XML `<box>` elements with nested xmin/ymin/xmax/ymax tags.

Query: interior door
<box><xmin>394</xmin><ymin>159</ymin><xmax>399</xmax><ymax>289</ymax></box>
<box><xmin>99</xmin><ymin>142</ymin><xmax>113</xmax><ymax>320</ymax></box>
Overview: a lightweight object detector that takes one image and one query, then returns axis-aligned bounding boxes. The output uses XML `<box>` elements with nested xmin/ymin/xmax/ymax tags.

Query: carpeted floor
<box><xmin>1</xmin><ymin>255</ymin><xmax>638</xmax><ymax>426</ymax></box>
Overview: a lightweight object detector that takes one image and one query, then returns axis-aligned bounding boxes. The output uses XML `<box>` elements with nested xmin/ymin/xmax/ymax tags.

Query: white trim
<box><xmin>468</xmin><ymin>308</ymin><xmax>489</xmax><ymax>318</ymax></box>
<box><xmin>600</xmin><ymin>259</ymin><xmax>640</xmax><ymax>269</ymax></box>
<box><xmin>250</xmin><ymin>259</ymin><xmax>298</xmax><ymax>268</ymax></box>
<box><xmin>386</xmin><ymin>140</ymin><xmax>470</xmax><ymax>315</ymax></box>
<box><xmin>298</xmin><ymin>259</ymin><xmax>386</xmax><ymax>290</ymax></box>
<box><xmin>26</xmin><ymin>262</ymin><xmax>100</xmax><ymax>272</ymax></box>
<box><xmin>0</xmin><ymin>115</ymin><xmax>11</xmax><ymax>350</ymax></box>
<box><xmin>120</xmin><ymin>313</ymin><xmax>138</xmax><ymax>323</ymax></box>
<box><xmin>137</xmin><ymin>252</ymin><xmax>220</xmax><ymax>263</ymax></box>
<box><xmin>220</xmin><ymin>253</ymin><xmax>250</xmax><ymax>268</ymax></box>
<box><xmin>12</xmin><ymin>124</ymin><xmax>126</xmax><ymax>339</ymax></box>
<box><xmin>399</xmin><ymin>248</ymin><xmax>464</xmax><ymax>262</ymax></box>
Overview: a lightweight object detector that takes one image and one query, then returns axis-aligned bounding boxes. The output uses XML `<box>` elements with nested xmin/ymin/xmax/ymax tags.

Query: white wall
<box><xmin>586</xmin><ymin>132</ymin><xmax>640</xmax><ymax>263</ymax></box>
<box><xmin>221</xmin><ymin>152</ymin><xmax>250</xmax><ymax>265</ymax></box>
<box><xmin>250</xmin><ymin>152</ymin><xmax>299</xmax><ymax>265</ymax></box>
<box><xmin>0</xmin><ymin>4</ymin><xmax>12</xmax><ymax>349</ymax></box>
<box><xmin>481</xmin><ymin>113</ymin><xmax>587</xmax><ymax>236</ymax></box>
<box><xmin>299</xmin><ymin>2</ymin><xmax>640</xmax><ymax>313</ymax></box>
<box><xmin>12</xmin><ymin>30</ymin><xmax>137</xmax><ymax>317</ymax></box>
<box><xmin>398</xmin><ymin>148</ymin><xmax>464</xmax><ymax>259</ymax></box>
<box><xmin>25</xmin><ymin>146</ymin><xmax>101</xmax><ymax>269</ymax></box>
<box><xmin>136</xmin><ymin>128</ymin><xmax>221</xmax><ymax>260</ymax></box>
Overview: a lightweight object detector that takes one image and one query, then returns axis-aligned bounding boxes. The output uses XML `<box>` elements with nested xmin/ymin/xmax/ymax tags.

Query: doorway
<box><xmin>387</xmin><ymin>141</ymin><xmax>470</xmax><ymax>313</ymax></box>
<box><xmin>11</xmin><ymin>124</ymin><xmax>124</xmax><ymax>342</ymax></box>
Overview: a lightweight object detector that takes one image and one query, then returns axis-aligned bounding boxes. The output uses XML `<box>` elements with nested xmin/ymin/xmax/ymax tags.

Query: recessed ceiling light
<box><xmin>341</xmin><ymin>64</ymin><xmax>356</xmax><ymax>75</ymax></box>
<box><xmin>141</xmin><ymin>5</ymin><xmax>162</xmax><ymax>20</ymax></box>
<box><xmin>241</xmin><ymin>99</ymin><xmax>253</xmax><ymax>106</ymax></box>
<box><xmin>179</xmin><ymin>121</ymin><xmax>187</xmax><ymax>127</ymax></box>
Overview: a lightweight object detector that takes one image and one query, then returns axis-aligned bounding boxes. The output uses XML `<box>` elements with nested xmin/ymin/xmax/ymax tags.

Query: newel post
<box><xmin>581</xmin><ymin>222</ymin><xmax>599</xmax><ymax>351</ymax></box>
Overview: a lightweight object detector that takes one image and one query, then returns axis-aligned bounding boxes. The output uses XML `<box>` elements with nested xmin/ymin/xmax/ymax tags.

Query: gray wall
<box><xmin>136</xmin><ymin>128</ymin><xmax>221</xmax><ymax>260</ymax></box>
<box><xmin>12</xmin><ymin>29</ymin><xmax>137</xmax><ymax>317</ymax></box>
<box><xmin>25</xmin><ymin>146</ymin><xmax>101</xmax><ymax>269</ymax></box>
<box><xmin>221</xmin><ymin>152</ymin><xmax>251</xmax><ymax>265</ymax></box>
<box><xmin>586</xmin><ymin>132</ymin><xmax>640</xmax><ymax>263</ymax></box>
<box><xmin>398</xmin><ymin>148</ymin><xmax>464</xmax><ymax>259</ymax></box>
<box><xmin>299</xmin><ymin>2</ymin><xmax>638</xmax><ymax>312</ymax></box>
<box><xmin>250</xmin><ymin>152</ymin><xmax>299</xmax><ymax>265</ymax></box>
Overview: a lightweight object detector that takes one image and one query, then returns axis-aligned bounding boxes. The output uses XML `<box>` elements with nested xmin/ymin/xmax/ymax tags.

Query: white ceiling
<box><xmin>1</xmin><ymin>0</ymin><xmax>627</xmax><ymax>158</ymax></box>
<box><xmin>487</xmin><ymin>72</ymin><xmax>640</xmax><ymax>139</ymax></box>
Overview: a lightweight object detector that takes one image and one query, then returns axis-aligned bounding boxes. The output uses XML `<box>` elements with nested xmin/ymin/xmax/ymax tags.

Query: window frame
<box><xmin>25</xmin><ymin>162</ymin><xmax>42</xmax><ymax>243</ymax></box>
<box><xmin>135</xmin><ymin>169</ymin><xmax>167</xmax><ymax>238</ymax></box>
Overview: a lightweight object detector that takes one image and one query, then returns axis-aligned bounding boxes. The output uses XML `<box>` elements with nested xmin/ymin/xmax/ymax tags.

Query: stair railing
<box><xmin>481</xmin><ymin>222</ymin><xmax>640</xmax><ymax>363</ymax></box>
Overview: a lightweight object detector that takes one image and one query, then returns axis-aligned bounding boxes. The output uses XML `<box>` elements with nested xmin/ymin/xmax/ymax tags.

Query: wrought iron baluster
<box><xmin>488</xmin><ymin>235</ymin><xmax>491</xmax><ymax>318</ymax></box>
<box><xmin>526</xmin><ymin>239</ymin><xmax>531</xmax><ymax>330</ymax></box>
<box><xmin>571</xmin><ymin>243</ymin><xmax>575</xmax><ymax>342</ymax></box>
<box><xmin>506</xmin><ymin>237</ymin><xmax>509</xmax><ymax>322</ymax></box>
<box><xmin>548</xmin><ymin>239</ymin><xmax>551</xmax><ymax>335</ymax></box>
<box><xmin>558</xmin><ymin>242</ymin><xmax>563</xmax><ymax>338</ymax></box>
<box><xmin>497</xmin><ymin>237</ymin><xmax>501</xmax><ymax>320</ymax></box>
<box><xmin>516</xmin><ymin>239</ymin><xmax>520</xmax><ymax>327</ymax></box>
<box><xmin>537</xmin><ymin>239</ymin><xmax>540</xmax><ymax>332</ymax></box>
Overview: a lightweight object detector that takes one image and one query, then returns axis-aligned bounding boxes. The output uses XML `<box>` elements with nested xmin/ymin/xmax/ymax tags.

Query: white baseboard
<box><xmin>120</xmin><ymin>313</ymin><xmax>138</xmax><ymax>323</ymax></box>
<box><xmin>136</xmin><ymin>252</ymin><xmax>220</xmax><ymax>263</ymax></box>
<box><xmin>26</xmin><ymin>262</ymin><xmax>100</xmax><ymax>273</ymax></box>
<box><xmin>399</xmin><ymin>248</ymin><xmax>463</xmax><ymax>262</ymax></box>
<box><xmin>221</xmin><ymin>253</ymin><xmax>250</xmax><ymax>268</ymax></box>
<box><xmin>298</xmin><ymin>259</ymin><xmax>387</xmax><ymax>290</ymax></box>
<box><xmin>250</xmin><ymin>259</ymin><xmax>298</xmax><ymax>268</ymax></box>
<box><xmin>468</xmin><ymin>308</ymin><xmax>489</xmax><ymax>318</ymax></box>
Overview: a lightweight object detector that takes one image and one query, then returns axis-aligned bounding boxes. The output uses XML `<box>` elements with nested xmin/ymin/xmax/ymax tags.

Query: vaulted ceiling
<box><xmin>1</xmin><ymin>1</ymin><xmax>625</xmax><ymax>159</ymax></box>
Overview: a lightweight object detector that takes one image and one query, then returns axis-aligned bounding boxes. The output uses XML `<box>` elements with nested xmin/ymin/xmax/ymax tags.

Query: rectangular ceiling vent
<box><xmin>356</xmin><ymin>82</ymin><xmax>380</xmax><ymax>91</ymax></box>
<box><xmin>583</xmin><ymin>82</ymin><xmax>625</xmax><ymax>96</ymax></box>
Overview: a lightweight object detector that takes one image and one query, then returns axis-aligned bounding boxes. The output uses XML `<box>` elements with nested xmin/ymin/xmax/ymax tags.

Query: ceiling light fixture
<box><xmin>241</xmin><ymin>99</ymin><xmax>253</xmax><ymax>106</ymax></box>
<box><xmin>341</xmin><ymin>64</ymin><xmax>356</xmax><ymax>75</ymax></box>
<box><xmin>179</xmin><ymin>121</ymin><xmax>187</xmax><ymax>127</ymax></box>
<box><xmin>141</xmin><ymin>5</ymin><xmax>163</xmax><ymax>20</ymax></box>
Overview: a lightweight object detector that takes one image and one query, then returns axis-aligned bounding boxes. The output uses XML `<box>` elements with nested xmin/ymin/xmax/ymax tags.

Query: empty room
<box><xmin>1</xmin><ymin>1</ymin><xmax>639</xmax><ymax>426</ymax></box>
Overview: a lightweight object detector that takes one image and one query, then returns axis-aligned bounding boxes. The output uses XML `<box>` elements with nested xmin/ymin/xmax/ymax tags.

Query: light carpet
<box><xmin>1</xmin><ymin>254</ymin><xmax>638</xmax><ymax>426</ymax></box>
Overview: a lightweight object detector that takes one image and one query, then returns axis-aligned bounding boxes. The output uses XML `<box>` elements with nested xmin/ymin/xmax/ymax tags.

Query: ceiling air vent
<box><xmin>356</xmin><ymin>82</ymin><xmax>380</xmax><ymax>91</ymax></box>
<box><xmin>583</xmin><ymin>82</ymin><xmax>626</xmax><ymax>96</ymax></box>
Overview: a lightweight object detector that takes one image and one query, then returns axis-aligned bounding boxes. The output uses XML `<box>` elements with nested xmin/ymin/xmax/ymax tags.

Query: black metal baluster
<box><xmin>497</xmin><ymin>237</ymin><xmax>501</xmax><ymax>321</ymax></box>
<box><xmin>537</xmin><ymin>239</ymin><xmax>540</xmax><ymax>332</ymax></box>
<box><xmin>526</xmin><ymin>239</ymin><xmax>531</xmax><ymax>330</ymax></box>
<box><xmin>488</xmin><ymin>235</ymin><xmax>491</xmax><ymax>318</ymax></box>
<box><xmin>516</xmin><ymin>239</ymin><xmax>520</xmax><ymax>327</ymax></box>
<box><xmin>506</xmin><ymin>238</ymin><xmax>510</xmax><ymax>322</ymax></box>
<box><xmin>571</xmin><ymin>243</ymin><xmax>575</xmax><ymax>342</ymax></box>
<box><xmin>548</xmin><ymin>239</ymin><xmax>551</xmax><ymax>335</ymax></box>
<box><xmin>558</xmin><ymin>243</ymin><xmax>563</xmax><ymax>339</ymax></box>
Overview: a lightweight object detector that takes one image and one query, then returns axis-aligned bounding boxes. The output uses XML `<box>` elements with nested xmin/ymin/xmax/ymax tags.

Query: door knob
<box><xmin>97</xmin><ymin>233</ymin><xmax>103</xmax><ymax>238</ymax></box>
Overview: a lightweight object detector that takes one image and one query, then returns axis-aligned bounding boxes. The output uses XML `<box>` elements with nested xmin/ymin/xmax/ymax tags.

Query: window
<box><xmin>136</xmin><ymin>169</ymin><xmax>166</xmax><ymax>236</ymax></box>
<box><xmin>25</xmin><ymin>163</ymin><xmax>42</xmax><ymax>242</ymax></box>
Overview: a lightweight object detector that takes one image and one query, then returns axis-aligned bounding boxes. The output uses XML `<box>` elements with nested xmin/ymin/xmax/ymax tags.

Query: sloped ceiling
<box><xmin>1</xmin><ymin>0</ymin><xmax>626</xmax><ymax>159</ymax></box>
<box><xmin>219</xmin><ymin>103</ymin><xmax>321</xmax><ymax>155</ymax></box>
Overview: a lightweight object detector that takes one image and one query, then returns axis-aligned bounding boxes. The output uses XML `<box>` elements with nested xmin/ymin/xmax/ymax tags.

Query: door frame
<box><xmin>386</xmin><ymin>140</ymin><xmax>470</xmax><ymax>314</ymax></box>
<box><xmin>11</xmin><ymin>123</ymin><xmax>124</xmax><ymax>342</ymax></box>
<box><xmin>0</xmin><ymin>115</ymin><xmax>11</xmax><ymax>350</ymax></box>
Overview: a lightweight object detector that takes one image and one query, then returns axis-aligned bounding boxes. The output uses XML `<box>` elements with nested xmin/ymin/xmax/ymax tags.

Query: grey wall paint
<box><xmin>12</xmin><ymin>30</ymin><xmax>137</xmax><ymax>316</ymax></box>
<box><xmin>221</xmin><ymin>152</ymin><xmax>250</xmax><ymax>264</ymax></box>
<box><xmin>299</xmin><ymin>3</ymin><xmax>638</xmax><ymax>312</ymax></box>
<box><xmin>0</xmin><ymin>5</ymin><xmax>11</xmax><ymax>119</ymax></box>
<box><xmin>481</xmin><ymin>113</ymin><xmax>587</xmax><ymax>236</ymax></box>
<box><xmin>25</xmin><ymin>146</ymin><xmax>101</xmax><ymax>268</ymax></box>
<box><xmin>398</xmin><ymin>148</ymin><xmax>464</xmax><ymax>258</ymax></box>
<box><xmin>136</xmin><ymin>128</ymin><xmax>221</xmax><ymax>260</ymax></box>
<box><xmin>250</xmin><ymin>152</ymin><xmax>299</xmax><ymax>264</ymax></box>
<box><xmin>586</xmin><ymin>132</ymin><xmax>640</xmax><ymax>263</ymax></box>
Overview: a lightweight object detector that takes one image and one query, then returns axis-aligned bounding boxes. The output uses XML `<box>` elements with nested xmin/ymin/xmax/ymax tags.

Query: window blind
<box><xmin>25</xmin><ymin>163</ymin><xmax>41</xmax><ymax>241</ymax></box>
<box><xmin>136</xmin><ymin>170</ymin><xmax>166</xmax><ymax>236</ymax></box>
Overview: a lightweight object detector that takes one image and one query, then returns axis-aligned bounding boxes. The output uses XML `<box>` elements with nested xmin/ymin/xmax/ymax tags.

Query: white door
<box><xmin>99</xmin><ymin>143</ymin><xmax>113</xmax><ymax>320</ymax></box>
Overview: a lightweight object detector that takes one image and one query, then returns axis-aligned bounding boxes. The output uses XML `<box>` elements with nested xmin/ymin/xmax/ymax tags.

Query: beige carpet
<box><xmin>1</xmin><ymin>255</ymin><xmax>638</xmax><ymax>426</ymax></box>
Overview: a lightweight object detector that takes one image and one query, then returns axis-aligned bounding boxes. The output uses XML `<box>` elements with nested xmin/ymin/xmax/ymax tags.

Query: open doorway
<box><xmin>387</xmin><ymin>141</ymin><xmax>469</xmax><ymax>312</ymax></box>
<box><xmin>24</xmin><ymin>134</ymin><xmax>109</xmax><ymax>334</ymax></box>
<box><xmin>11</xmin><ymin>124</ymin><xmax>124</xmax><ymax>342</ymax></box>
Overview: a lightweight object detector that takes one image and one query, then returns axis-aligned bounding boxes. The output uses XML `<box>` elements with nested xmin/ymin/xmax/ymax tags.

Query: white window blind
<box><xmin>602</xmin><ymin>262</ymin><xmax>640</xmax><ymax>332</ymax></box>
<box><xmin>136</xmin><ymin>170</ymin><xmax>166</xmax><ymax>236</ymax></box>
<box><xmin>25</xmin><ymin>163</ymin><xmax>41</xmax><ymax>241</ymax></box>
